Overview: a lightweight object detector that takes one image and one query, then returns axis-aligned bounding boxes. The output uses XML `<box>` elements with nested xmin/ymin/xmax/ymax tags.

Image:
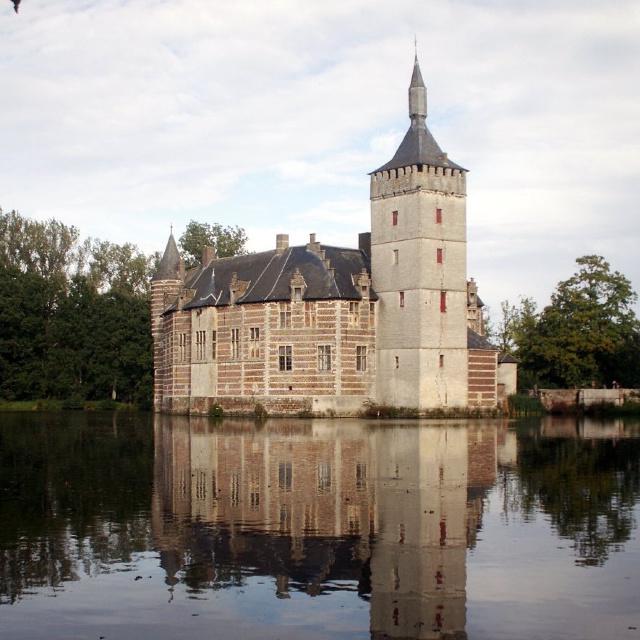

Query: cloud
<box><xmin>1</xmin><ymin>0</ymin><xmax>639</xmax><ymax>312</ymax></box>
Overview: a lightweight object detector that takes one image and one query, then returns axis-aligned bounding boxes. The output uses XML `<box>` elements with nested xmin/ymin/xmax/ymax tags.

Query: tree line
<box><xmin>492</xmin><ymin>255</ymin><xmax>640</xmax><ymax>390</ymax></box>
<box><xmin>0</xmin><ymin>210</ymin><xmax>247</xmax><ymax>407</ymax></box>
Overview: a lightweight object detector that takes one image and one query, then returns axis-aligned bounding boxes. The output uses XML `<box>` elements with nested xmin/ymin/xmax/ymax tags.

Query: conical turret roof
<box><xmin>152</xmin><ymin>233</ymin><xmax>181</xmax><ymax>281</ymax></box>
<box><xmin>371</xmin><ymin>56</ymin><xmax>465</xmax><ymax>174</ymax></box>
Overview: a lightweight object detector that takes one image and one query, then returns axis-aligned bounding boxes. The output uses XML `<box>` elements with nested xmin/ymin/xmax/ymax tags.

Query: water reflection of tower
<box><xmin>369</xmin><ymin>426</ymin><xmax>469</xmax><ymax>640</ymax></box>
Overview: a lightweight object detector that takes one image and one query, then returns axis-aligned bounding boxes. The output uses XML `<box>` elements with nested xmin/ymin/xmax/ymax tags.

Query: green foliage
<box><xmin>179</xmin><ymin>220</ymin><xmax>248</xmax><ymax>268</ymax></box>
<box><xmin>508</xmin><ymin>394</ymin><xmax>544</xmax><ymax>417</ymax></box>
<box><xmin>504</xmin><ymin>256</ymin><xmax>640</xmax><ymax>390</ymax></box>
<box><xmin>209</xmin><ymin>404</ymin><xmax>224</xmax><ymax>418</ymax></box>
<box><xmin>0</xmin><ymin>208</ymin><xmax>153</xmax><ymax>407</ymax></box>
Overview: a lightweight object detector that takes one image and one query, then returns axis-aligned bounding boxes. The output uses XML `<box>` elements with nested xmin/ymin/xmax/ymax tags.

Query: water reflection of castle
<box><xmin>152</xmin><ymin>417</ymin><xmax>505</xmax><ymax>639</ymax></box>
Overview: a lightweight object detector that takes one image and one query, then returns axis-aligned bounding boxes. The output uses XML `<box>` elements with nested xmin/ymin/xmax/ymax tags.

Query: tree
<box><xmin>179</xmin><ymin>220</ymin><xmax>248</xmax><ymax>268</ymax></box>
<box><xmin>512</xmin><ymin>256</ymin><xmax>639</xmax><ymax>388</ymax></box>
<box><xmin>84</xmin><ymin>239</ymin><xmax>155</xmax><ymax>296</ymax></box>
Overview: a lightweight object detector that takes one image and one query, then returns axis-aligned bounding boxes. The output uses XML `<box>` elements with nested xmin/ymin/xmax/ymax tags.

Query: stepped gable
<box><xmin>467</xmin><ymin>328</ymin><xmax>498</xmax><ymax>351</ymax></box>
<box><xmin>166</xmin><ymin>244</ymin><xmax>376</xmax><ymax>312</ymax></box>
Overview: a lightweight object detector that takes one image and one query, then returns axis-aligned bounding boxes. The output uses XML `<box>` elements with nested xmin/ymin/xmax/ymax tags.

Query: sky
<box><xmin>1</xmin><ymin>0</ymin><xmax>639</xmax><ymax>317</ymax></box>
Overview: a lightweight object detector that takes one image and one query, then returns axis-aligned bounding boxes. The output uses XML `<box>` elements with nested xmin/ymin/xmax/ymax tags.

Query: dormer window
<box><xmin>293</xmin><ymin>286</ymin><xmax>303</xmax><ymax>302</ymax></box>
<box><xmin>361</xmin><ymin>285</ymin><xmax>368</xmax><ymax>298</ymax></box>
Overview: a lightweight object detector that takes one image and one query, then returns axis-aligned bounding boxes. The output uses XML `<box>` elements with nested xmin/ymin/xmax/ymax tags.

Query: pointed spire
<box><xmin>409</xmin><ymin>54</ymin><xmax>427</xmax><ymax>120</ymax></box>
<box><xmin>370</xmin><ymin>51</ymin><xmax>465</xmax><ymax>174</ymax></box>
<box><xmin>152</xmin><ymin>232</ymin><xmax>182</xmax><ymax>281</ymax></box>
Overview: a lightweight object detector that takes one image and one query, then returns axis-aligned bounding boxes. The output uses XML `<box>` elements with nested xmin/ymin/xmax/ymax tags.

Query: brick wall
<box><xmin>468</xmin><ymin>349</ymin><xmax>498</xmax><ymax>407</ymax></box>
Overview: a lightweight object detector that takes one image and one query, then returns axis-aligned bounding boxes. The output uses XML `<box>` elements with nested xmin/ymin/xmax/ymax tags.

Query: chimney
<box><xmin>276</xmin><ymin>234</ymin><xmax>289</xmax><ymax>254</ymax></box>
<box><xmin>202</xmin><ymin>245</ymin><xmax>216</xmax><ymax>266</ymax></box>
<box><xmin>309</xmin><ymin>232</ymin><xmax>316</xmax><ymax>244</ymax></box>
<box><xmin>359</xmin><ymin>232</ymin><xmax>371</xmax><ymax>257</ymax></box>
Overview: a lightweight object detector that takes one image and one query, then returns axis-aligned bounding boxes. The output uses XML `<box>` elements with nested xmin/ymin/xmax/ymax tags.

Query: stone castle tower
<box><xmin>370</xmin><ymin>55</ymin><xmax>469</xmax><ymax>409</ymax></box>
<box><xmin>150</xmin><ymin>233</ymin><xmax>184</xmax><ymax>411</ymax></box>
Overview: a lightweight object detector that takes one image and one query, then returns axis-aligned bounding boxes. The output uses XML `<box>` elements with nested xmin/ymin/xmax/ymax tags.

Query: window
<box><xmin>278</xmin><ymin>345</ymin><xmax>292</xmax><ymax>371</ymax></box>
<box><xmin>440</xmin><ymin>291</ymin><xmax>447</xmax><ymax>313</ymax></box>
<box><xmin>392</xmin><ymin>210</ymin><xmax>398</xmax><ymax>226</ymax></box>
<box><xmin>279</xmin><ymin>303</ymin><xmax>291</xmax><ymax>328</ymax></box>
<box><xmin>369</xmin><ymin>302</ymin><xmax>375</xmax><ymax>326</ymax></box>
<box><xmin>195</xmin><ymin>330</ymin><xmax>206</xmax><ymax>360</ymax></box>
<box><xmin>230</xmin><ymin>472</ymin><xmax>240</xmax><ymax>507</ymax></box>
<box><xmin>439</xmin><ymin>354</ymin><xmax>445</xmax><ymax>368</ymax></box>
<box><xmin>178</xmin><ymin>333</ymin><xmax>188</xmax><ymax>362</ymax></box>
<box><xmin>395</xmin><ymin>356</ymin><xmax>399</xmax><ymax>369</ymax></box>
<box><xmin>318</xmin><ymin>462</ymin><xmax>331</xmax><ymax>493</ymax></box>
<box><xmin>211</xmin><ymin>330</ymin><xmax>217</xmax><ymax>360</ymax></box>
<box><xmin>318</xmin><ymin>345</ymin><xmax>332</xmax><ymax>371</ymax></box>
<box><xmin>361</xmin><ymin>285</ymin><xmax>369</xmax><ymax>298</ymax></box>
<box><xmin>393</xmin><ymin>249</ymin><xmax>399</xmax><ymax>265</ymax></box>
<box><xmin>436</xmin><ymin>208</ymin><xmax>442</xmax><ymax>224</ymax></box>
<box><xmin>292</xmin><ymin>286</ymin><xmax>303</xmax><ymax>302</ymax></box>
<box><xmin>278</xmin><ymin>462</ymin><xmax>292</xmax><ymax>491</ymax></box>
<box><xmin>231</xmin><ymin>328</ymin><xmax>240</xmax><ymax>359</ymax></box>
<box><xmin>249</xmin><ymin>474</ymin><xmax>260</xmax><ymax>510</ymax></box>
<box><xmin>356</xmin><ymin>462</ymin><xmax>367</xmax><ymax>490</ymax></box>
<box><xmin>399</xmin><ymin>291</ymin><xmax>405</xmax><ymax>308</ymax></box>
<box><xmin>437</xmin><ymin>248</ymin><xmax>443</xmax><ymax>264</ymax></box>
<box><xmin>356</xmin><ymin>346</ymin><xmax>367</xmax><ymax>372</ymax></box>
<box><xmin>304</xmin><ymin>301</ymin><xmax>316</xmax><ymax>327</ymax></box>
<box><xmin>349</xmin><ymin>301</ymin><xmax>359</xmax><ymax>326</ymax></box>
<box><xmin>249</xmin><ymin>327</ymin><xmax>260</xmax><ymax>358</ymax></box>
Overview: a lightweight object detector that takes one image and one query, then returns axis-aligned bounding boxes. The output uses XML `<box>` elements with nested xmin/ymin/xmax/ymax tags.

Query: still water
<box><xmin>1</xmin><ymin>414</ymin><xmax>640</xmax><ymax>639</ymax></box>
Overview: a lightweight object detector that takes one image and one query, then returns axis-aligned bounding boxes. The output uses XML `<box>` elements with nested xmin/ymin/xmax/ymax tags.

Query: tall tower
<box><xmin>151</xmin><ymin>233</ymin><xmax>183</xmax><ymax>412</ymax></box>
<box><xmin>370</xmin><ymin>56</ymin><xmax>468</xmax><ymax>409</ymax></box>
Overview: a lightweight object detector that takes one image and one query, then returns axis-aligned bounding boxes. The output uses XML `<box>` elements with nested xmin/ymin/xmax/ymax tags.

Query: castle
<box><xmin>151</xmin><ymin>55</ymin><xmax>517</xmax><ymax>416</ymax></box>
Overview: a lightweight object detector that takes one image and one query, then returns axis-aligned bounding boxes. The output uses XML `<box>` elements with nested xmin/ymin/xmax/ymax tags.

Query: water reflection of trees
<box><xmin>0</xmin><ymin>412</ymin><xmax>154</xmax><ymax>604</ymax></box>
<box><xmin>509</xmin><ymin>420</ymin><xmax>640</xmax><ymax>566</ymax></box>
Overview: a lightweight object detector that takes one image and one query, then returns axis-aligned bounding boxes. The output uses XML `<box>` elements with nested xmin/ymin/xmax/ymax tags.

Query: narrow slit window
<box><xmin>392</xmin><ymin>210</ymin><xmax>398</xmax><ymax>226</ymax></box>
<box><xmin>393</xmin><ymin>249</ymin><xmax>399</xmax><ymax>265</ymax></box>
<box><xmin>439</xmin><ymin>354</ymin><xmax>445</xmax><ymax>368</ymax></box>
<box><xmin>437</xmin><ymin>248</ymin><xmax>443</xmax><ymax>264</ymax></box>
<box><xmin>440</xmin><ymin>291</ymin><xmax>447</xmax><ymax>313</ymax></box>
<box><xmin>399</xmin><ymin>291</ymin><xmax>405</xmax><ymax>308</ymax></box>
<box><xmin>436</xmin><ymin>208</ymin><xmax>443</xmax><ymax>224</ymax></box>
<box><xmin>211</xmin><ymin>330</ymin><xmax>217</xmax><ymax>360</ymax></box>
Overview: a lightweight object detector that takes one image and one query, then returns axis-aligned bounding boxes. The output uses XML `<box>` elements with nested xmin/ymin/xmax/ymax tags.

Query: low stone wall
<box><xmin>160</xmin><ymin>394</ymin><xmax>371</xmax><ymax>417</ymax></box>
<box><xmin>539</xmin><ymin>388</ymin><xmax>639</xmax><ymax>413</ymax></box>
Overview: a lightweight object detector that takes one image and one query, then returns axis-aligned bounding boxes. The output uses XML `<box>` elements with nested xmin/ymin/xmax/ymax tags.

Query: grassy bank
<box><xmin>582</xmin><ymin>400</ymin><xmax>640</xmax><ymax>417</ymax></box>
<box><xmin>0</xmin><ymin>399</ymin><xmax>140</xmax><ymax>412</ymax></box>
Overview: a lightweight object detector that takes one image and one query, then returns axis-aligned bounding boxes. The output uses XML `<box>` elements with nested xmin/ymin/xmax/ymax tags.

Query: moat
<box><xmin>1</xmin><ymin>414</ymin><xmax>640</xmax><ymax>639</ymax></box>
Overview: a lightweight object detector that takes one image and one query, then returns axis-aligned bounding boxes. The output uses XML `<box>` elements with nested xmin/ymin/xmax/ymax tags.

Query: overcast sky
<box><xmin>1</xmin><ymin>0</ymin><xmax>639</xmax><ymax>316</ymax></box>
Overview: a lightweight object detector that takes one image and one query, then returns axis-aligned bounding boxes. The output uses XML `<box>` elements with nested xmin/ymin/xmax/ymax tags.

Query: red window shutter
<box><xmin>436</xmin><ymin>208</ymin><xmax>442</xmax><ymax>224</ymax></box>
<box><xmin>392</xmin><ymin>210</ymin><xmax>398</xmax><ymax>226</ymax></box>
<box><xmin>440</xmin><ymin>291</ymin><xmax>447</xmax><ymax>313</ymax></box>
<box><xmin>437</xmin><ymin>248</ymin><xmax>443</xmax><ymax>264</ymax></box>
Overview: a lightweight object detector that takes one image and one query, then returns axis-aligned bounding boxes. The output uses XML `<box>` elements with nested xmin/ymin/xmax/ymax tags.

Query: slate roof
<box><xmin>371</xmin><ymin>57</ymin><xmax>465</xmax><ymax>174</ymax></box>
<box><xmin>467</xmin><ymin>328</ymin><xmax>499</xmax><ymax>351</ymax></box>
<box><xmin>152</xmin><ymin>234</ymin><xmax>181</xmax><ymax>281</ymax></box>
<box><xmin>372</xmin><ymin>120</ymin><xmax>465</xmax><ymax>174</ymax></box>
<box><xmin>165</xmin><ymin>244</ymin><xmax>376</xmax><ymax>313</ymax></box>
<box><xmin>498</xmin><ymin>352</ymin><xmax>519</xmax><ymax>364</ymax></box>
